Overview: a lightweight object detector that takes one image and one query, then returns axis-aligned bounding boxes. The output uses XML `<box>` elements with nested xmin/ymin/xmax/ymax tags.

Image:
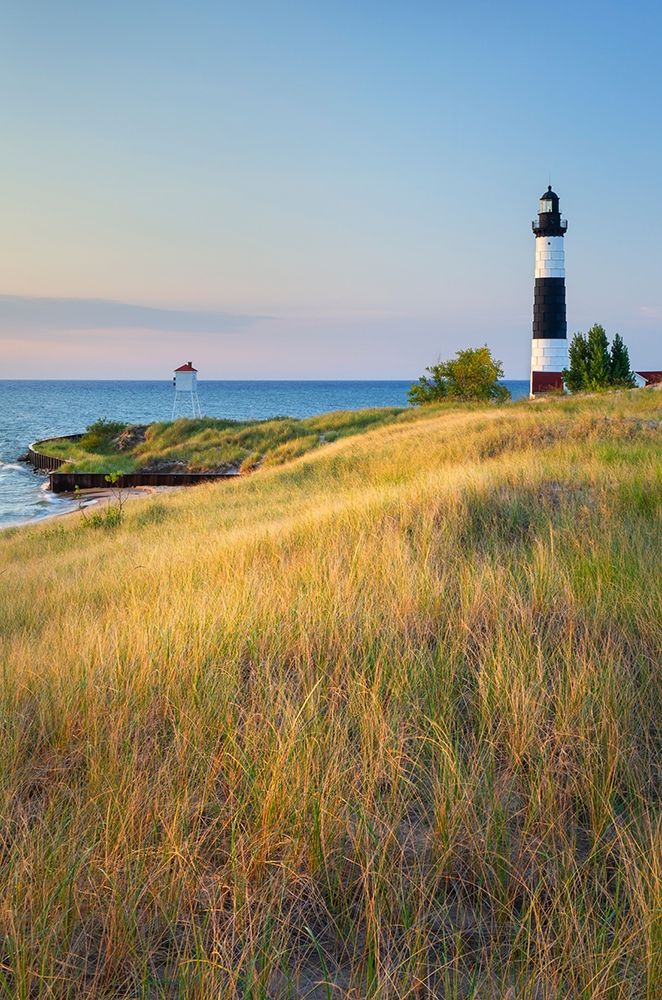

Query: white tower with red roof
<box><xmin>172</xmin><ymin>361</ymin><xmax>202</xmax><ymax>419</ymax></box>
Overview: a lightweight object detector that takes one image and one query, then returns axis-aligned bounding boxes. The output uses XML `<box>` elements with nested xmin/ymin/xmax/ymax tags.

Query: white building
<box><xmin>172</xmin><ymin>361</ymin><xmax>202</xmax><ymax>418</ymax></box>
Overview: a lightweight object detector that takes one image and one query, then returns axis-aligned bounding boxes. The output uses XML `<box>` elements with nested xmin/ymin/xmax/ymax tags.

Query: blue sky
<box><xmin>1</xmin><ymin>1</ymin><xmax>660</xmax><ymax>378</ymax></box>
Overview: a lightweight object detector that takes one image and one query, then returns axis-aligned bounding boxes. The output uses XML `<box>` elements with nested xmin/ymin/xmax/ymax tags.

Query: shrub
<box><xmin>78</xmin><ymin>418</ymin><xmax>128</xmax><ymax>452</ymax></box>
<box><xmin>409</xmin><ymin>345</ymin><xmax>511</xmax><ymax>404</ymax></box>
<box><xmin>87</xmin><ymin>505</ymin><xmax>123</xmax><ymax>529</ymax></box>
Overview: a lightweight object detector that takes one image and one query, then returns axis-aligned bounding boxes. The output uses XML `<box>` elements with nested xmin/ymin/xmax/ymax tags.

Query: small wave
<box><xmin>0</xmin><ymin>493</ymin><xmax>83</xmax><ymax>528</ymax></box>
<box><xmin>0</xmin><ymin>462</ymin><xmax>25</xmax><ymax>472</ymax></box>
<box><xmin>39</xmin><ymin>490</ymin><xmax>81</xmax><ymax>511</ymax></box>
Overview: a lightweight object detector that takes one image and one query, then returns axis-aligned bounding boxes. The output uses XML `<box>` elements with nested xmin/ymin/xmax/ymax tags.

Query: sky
<box><xmin>1</xmin><ymin>0</ymin><xmax>661</xmax><ymax>379</ymax></box>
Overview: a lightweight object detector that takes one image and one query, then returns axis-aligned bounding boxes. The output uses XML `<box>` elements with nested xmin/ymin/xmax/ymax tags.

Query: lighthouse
<box><xmin>531</xmin><ymin>186</ymin><xmax>568</xmax><ymax>395</ymax></box>
<box><xmin>172</xmin><ymin>362</ymin><xmax>202</xmax><ymax>418</ymax></box>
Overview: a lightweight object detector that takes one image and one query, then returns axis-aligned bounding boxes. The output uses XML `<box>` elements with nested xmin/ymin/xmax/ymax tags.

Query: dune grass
<box><xmin>41</xmin><ymin>408</ymin><xmax>418</xmax><ymax>474</ymax></box>
<box><xmin>1</xmin><ymin>391</ymin><xmax>660</xmax><ymax>997</ymax></box>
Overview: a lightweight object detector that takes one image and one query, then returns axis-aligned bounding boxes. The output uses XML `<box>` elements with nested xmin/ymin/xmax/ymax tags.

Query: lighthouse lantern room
<box><xmin>530</xmin><ymin>186</ymin><xmax>568</xmax><ymax>396</ymax></box>
<box><xmin>172</xmin><ymin>362</ymin><xmax>202</xmax><ymax>418</ymax></box>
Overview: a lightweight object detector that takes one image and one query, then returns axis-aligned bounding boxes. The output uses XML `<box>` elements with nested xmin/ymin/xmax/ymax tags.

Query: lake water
<box><xmin>0</xmin><ymin>379</ymin><xmax>529</xmax><ymax>527</ymax></box>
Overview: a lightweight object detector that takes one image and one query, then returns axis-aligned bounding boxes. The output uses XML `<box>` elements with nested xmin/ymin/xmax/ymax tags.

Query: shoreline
<box><xmin>0</xmin><ymin>484</ymin><xmax>180</xmax><ymax>531</ymax></box>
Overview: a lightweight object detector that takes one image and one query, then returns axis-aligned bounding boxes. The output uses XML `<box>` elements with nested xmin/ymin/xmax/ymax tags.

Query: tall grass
<box><xmin>43</xmin><ymin>408</ymin><xmax>415</xmax><ymax>474</ymax></box>
<box><xmin>0</xmin><ymin>391</ymin><xmax>660</xmax><ymax>997</ymax></box>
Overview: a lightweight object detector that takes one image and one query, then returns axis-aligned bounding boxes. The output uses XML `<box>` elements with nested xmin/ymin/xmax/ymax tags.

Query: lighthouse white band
<box><xmin>530</xmin><ymin>338</ymin><xmax>568</xmax><ymax>373</ymax></box>
<box><xmin>535</xmin><ymin>236</ymin><xmax>565</xmax><ymax>278</ymax></box>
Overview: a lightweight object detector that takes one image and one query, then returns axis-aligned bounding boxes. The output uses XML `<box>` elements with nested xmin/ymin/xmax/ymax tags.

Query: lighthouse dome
<box><xmin>537</xmin><ymin>185</ymin><xmax>560</xmax><ymax>218</ymax></box>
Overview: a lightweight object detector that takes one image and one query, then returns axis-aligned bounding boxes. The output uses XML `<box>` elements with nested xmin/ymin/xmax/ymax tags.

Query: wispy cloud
<box><xmin>0</xmin><ymin>296</ymin><xmax>266</xmax><ymax>337</ymax></box>
<box><xmin>638</xmin><ymin>305</ymin><xmax>661</xmax><ymax>320</ymax></box>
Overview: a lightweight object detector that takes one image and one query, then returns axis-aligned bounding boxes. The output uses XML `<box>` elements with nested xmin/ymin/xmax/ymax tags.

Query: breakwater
<box><xmin>47</xmin><ymin>471</ymin><xmax>238</xmax><ymax>492</ymax></box>
<box><xmin>27</xmin><ymin>435</ymin><xmax>81</xmax><ymax>471</ymax></box>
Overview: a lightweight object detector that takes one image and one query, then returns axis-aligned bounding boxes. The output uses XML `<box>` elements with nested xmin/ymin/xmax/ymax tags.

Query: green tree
<box><xmin>563</xmin><ymin>333</ymin><xmax>589</xmax><ymax>392</ymax></box>
<box><xmin>586</xmin><ymin>323</ymin><xmax>612</xmax><ymax>390</ymax></box>
<box><xmin>609</xmin><ymin>333</ymin><xmax>636</xmax><ymax>387</ymax></box>
<box><xmin>563</xmin><ymin>325</ymin><xmax>636</xmax><ymax>392</ymax></box>
<box><xmin>408</xmin><ymin>345</ymin><xmax>510</xmax><ymax>405</ymax></box>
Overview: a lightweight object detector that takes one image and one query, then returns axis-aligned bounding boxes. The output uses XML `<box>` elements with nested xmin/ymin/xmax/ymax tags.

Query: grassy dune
<box><xmin>40</xmin><ymin>408</ymin><xmax>414</xmax><ymax>474</ymax></box>
<box><xmin>1</xmin><ymin>392</ymin><xmax>660</xmax><ymax>998</ymax></box>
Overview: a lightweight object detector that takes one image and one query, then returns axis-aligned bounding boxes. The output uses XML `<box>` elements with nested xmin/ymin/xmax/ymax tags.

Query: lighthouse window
<box><xmin>539</xmin><ymin>199</ymin><xmax>553</xmax><ymax>213</ymax></box>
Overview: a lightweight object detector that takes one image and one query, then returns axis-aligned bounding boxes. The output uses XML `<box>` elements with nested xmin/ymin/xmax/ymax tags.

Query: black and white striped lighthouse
<box><xmin>530</xmin><ymin>186</ymin><xmax>568</xmax><ymax>395</ymax></box>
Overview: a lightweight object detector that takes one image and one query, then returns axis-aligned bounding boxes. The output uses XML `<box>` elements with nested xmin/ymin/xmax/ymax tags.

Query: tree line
<box><xmin>408</xmin><ymin>326</ymin><xmax>637</xmax><ymax>405</ymax></box>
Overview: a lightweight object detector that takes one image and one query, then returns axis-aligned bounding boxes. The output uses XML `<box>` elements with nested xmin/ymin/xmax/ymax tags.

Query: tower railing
<box><xmin>532</xmin><ymin>219</ymin><xmax>568</xmax><ymax>232</ymax></box>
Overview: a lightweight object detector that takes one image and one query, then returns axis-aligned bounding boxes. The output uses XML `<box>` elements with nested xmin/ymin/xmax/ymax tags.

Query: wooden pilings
<box><xmin>48</xmin><ymin>471</ymin><xmax>239</xmax><ymax>493</ymax></box>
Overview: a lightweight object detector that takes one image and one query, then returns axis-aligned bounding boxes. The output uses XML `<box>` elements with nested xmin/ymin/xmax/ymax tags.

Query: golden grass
<box><xmin>0</xmin><ymin>391</ymin><xmax>660</xmax><ymax>997</ymax></box>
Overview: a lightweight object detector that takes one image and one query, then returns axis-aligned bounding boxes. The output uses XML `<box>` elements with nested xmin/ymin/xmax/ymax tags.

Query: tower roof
<box><xmin>174</xmin><ymin>361</ymin><xmax>197</xmax><ymax>372</ymax></box>
<box><xmin>540</xmin><ymin>185</ymin><xmax>558</xmax><ymax>201</ymax></box>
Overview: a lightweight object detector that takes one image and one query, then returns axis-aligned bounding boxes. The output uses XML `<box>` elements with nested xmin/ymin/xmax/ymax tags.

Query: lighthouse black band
<box><xmin>532</xmin><ymin>215</ymin><xmax>567</xmax><ymax>238</ymax></box>
<box><xmin>533</xmin><ymin>277</ymin><xmax>566</xmax><ymax>340</ymax></box>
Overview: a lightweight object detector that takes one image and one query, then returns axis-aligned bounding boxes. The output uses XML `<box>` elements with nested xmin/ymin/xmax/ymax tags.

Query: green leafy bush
<box><xmin>409</xmin><ymin>346</ymin><xmax>511</xmax><ymax>404</ymax></box>
<box><xmin>78</xmin><ymin>419</ymin><xmax>128</xmax><ymax>452</ymax></box>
